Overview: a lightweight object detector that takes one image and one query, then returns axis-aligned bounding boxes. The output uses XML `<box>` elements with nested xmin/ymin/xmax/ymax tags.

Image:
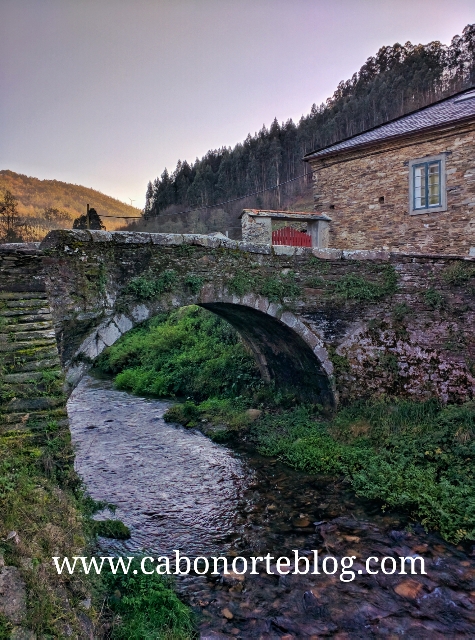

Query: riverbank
<box><xmin>68</xmin><ymin>375</ymin><xmax>475</xmax><ymax>638</ymax></box>
<box><xmin>0</xmin><ymin>409</ymin><xmax>96</xmax><ymax>637</ymax></box>
<box><xmin>96</xmin><ymin>306</ymin><xmax>475</xmax><ymax>546</ymax></box>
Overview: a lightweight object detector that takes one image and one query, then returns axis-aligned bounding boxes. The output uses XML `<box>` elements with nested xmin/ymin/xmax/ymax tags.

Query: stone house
<box><xmin>304</xmin><ymin>87</ymin><xmax>475</xmax><ymax>255</ymax></box>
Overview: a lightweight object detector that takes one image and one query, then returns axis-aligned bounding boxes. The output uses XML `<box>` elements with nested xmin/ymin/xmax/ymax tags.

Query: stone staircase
<box><xmin>0</xmin><ymin>245</ymin><xmax>67</xmax><ymax>433</ymax></box>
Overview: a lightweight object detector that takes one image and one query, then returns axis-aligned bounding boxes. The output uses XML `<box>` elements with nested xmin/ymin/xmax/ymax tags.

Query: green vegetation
<box><xmin>0</xmin><ymin>413</ymin><xmax>95</xmax><ymax>635</ymax></box>
<box><xmin>227</xmin><ymin>269</ymin><xmax>301</xmax><ymax>302</ymax></box>
<box><xmin>97</xmin><ymin>306</ymin><xmax>475</xmax><ymax>545</ymax></box>
<box><xmin>305</xmin><ymin>264</ymin><xmax>398</xmax><ymax>303</ymax></box>
<box><xmin>95</xmin><ymin>306</ymin><xmax>261</xmax><ymax>400</ymax></box>
<box><xmin>92</xmin><ymin>519</ymin><xmax>131</xmax><ymax>540</ymax></box>
<box><xmin>184</xmin><ymin>274</ymin><xmax>205</xmax><ymax>294</ymax></box>
<box><xmin>331</xmin><ymin>265</ymin><xmax>398</xmax><ymax>302</ymax></box>
<box><xmin>442</xmin><ymin>262</ymin><xmax>475</xmax><ymax>286</ymax></box>
<box><xmin>103</xmin><ymin>558</ymin><xmax>194</xmax><ymax>639</ymax></box>
<box><xmin>424</xmin><ymin>287</ymin><xmax>445</xmax><ymax>309</ymax></box>
<box><xmin>125</xmin><ymin>270</ymin><xmax>178</xmax><ymax>300</ymax></box>
<box><xmin>251</xmin><ymin>400</ymin><xmax>475</xmax><ymax>544</ymax></box>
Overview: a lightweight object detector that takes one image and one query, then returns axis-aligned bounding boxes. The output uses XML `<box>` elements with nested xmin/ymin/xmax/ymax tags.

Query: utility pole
<box><xmin>86</xmin><ymin>204</ymin><xmax>90</xmax><ymax>230</ymax></box>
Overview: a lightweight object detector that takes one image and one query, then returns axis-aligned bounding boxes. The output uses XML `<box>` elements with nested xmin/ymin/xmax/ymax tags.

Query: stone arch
<box><xmin>62</xmin><ymin>291</ymin><xmax>335</xmax><ymax>407</ymax></box>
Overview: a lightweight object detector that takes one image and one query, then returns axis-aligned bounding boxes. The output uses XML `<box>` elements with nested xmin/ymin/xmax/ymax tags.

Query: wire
<box><xmin>97</xmin><ymin>169</ymin><xmax>315</xmax><ymax>220</ymax></box>
<box><xmin>146</xmin><ymin>170</ymin><xmax>314</xmax><ymax>218</ymax></box>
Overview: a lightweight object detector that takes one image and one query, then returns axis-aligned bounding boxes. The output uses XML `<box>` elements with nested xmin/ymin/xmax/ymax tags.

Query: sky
<box><xmin>1</xmin><ymin>1</ymin><xmax>474</xmax><ymax>209</ymax></box>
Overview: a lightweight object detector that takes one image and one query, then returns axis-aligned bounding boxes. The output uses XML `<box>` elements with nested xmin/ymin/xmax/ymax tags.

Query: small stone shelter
<box><xmin>240</xmin><ymin>209</ymin><xmax>331</xmax><ymax>247</ymax></box>
<box><xmin>304</xmin><ymin>87</ymin><xmax>475</xmax><ymax>255</ymax></box>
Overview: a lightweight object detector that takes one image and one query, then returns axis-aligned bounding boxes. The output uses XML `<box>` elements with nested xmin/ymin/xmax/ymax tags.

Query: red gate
<box><xmin>272</xmin><ymin>226</ymin><xmax>311</xmax><ymax>247</ymax></box>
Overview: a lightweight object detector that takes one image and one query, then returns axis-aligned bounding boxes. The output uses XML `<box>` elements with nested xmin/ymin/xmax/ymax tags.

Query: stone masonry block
<box><xmin>150</xmin><ymin>233</ymin><xmax>184</xmax><ymax>245</ymax></box>
<box><xmin>88</xmin><ymin>230</ymin><xmax>113</xmax><ymax>242</ymax></box>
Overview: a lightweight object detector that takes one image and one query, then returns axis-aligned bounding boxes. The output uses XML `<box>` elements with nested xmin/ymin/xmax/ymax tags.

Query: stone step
<box><xmin>1</xmin><ymin>348</ymin><xmax>60</xmax><ymax>366</ymax></box>
<box><xmin>3</xmin><ymin>396</ymin><xmax>66</xmax><ymax>412</ymax></box>
<box><xmin>2</xmin><ymin>357</ymin><xmax>61</xmax><ymax>373</ymax></box>
<box><xmin>3</xmin><ymin>371</ymin><xmax>57</xmax><ymax>383</ymax></box>
<box><xmin>0</xmin><ymin>329</ymin><xmax>56</xmax><ymax>342</ymax></box>
<box><xmin>1</xmin><ymin>408</ymin><xmax>68</xmax><ymax>424</ymax></box>
<box><xmin>1</xmin><ymin>379</ymin><xmax>64</xmax><ymax>397</ymax></box>
<box><xmin>0</xmin><ymin>303</ymin><xmax>51</xmax><ymax>322</ymax></box>
<box><xmin>1</xmin><ymin>322</ymin><xmax>53</xmax><ymax>332</ymax></box>
<box><xmin>0</xmin><ymin>310</ymin><xmax>52</xmax><ymax>321</ymax></box>
<box><xmin>0</xmin><ymin>338</ymin><xmax>57</xmax><ymax>353</ymax></box>
<box><xmin>0</xmin><ymin>292</ymin><xmax>48</xmax><ymax>301</ymax></box>
<box><xmin>3</xmin><ymin>299</ymin><xmax>49</xmax><ymax>309</ymax></box>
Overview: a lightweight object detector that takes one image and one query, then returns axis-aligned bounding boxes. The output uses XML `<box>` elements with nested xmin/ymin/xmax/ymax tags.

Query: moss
<box><xmin>442</xmin><ymin>262</ymin><xmax>475</xmax><ymax>286</ymax></box>
<box><xmin>392</xmin><ymin>302</ymin><xmax>411</xmax><ymax>323</ymax></box>
<box><xmin>226</xmin><ymin>269</ymin><xmax>301</xmax><ymax>302</ymax></box>
<box><xmin>184</xmin><ymin>274</ymin><xmax>205</xmax><ymax>294</ymax></box>
<box><xmin>328</xmin><ymin>345</ymin><xmax>351</xmax><ymax>377</ymax></box>
<box><xmin>330</xmin><ymin>264</ymin><xmax>398</xmax><ymax>302</ymax></box>
<box><xmin>125</xmin><ymin>269</ymin><xmax>178</xmax><ymax>300</ymax></box>
<box><xmin>424</xmin><ymin>287</ymin><xmax>445</xmax><ymax>309</ymax></box>
<box><xmin>92</xmin><ymin>519</ymin><xmax>131</xmax><ymax>540</ymax></box>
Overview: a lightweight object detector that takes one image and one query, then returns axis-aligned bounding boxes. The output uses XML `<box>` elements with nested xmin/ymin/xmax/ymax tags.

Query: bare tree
<box><xmin>0</xmin><ymin>189</ymin><xmax>26</xmax><ymax>242</ymax></box>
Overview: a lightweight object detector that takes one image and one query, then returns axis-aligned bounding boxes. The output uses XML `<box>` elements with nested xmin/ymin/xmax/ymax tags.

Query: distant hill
<box><xmin>0</xmin><ymin>170</ymin><xmax>142</xmax><ymax>232</ymax></box>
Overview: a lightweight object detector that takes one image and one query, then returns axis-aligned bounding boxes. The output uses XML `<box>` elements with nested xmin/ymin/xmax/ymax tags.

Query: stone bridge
<box><xmin>1</xmin><ymin>230</ymin><xmax>475</xmax><ymax>429</ymax></box>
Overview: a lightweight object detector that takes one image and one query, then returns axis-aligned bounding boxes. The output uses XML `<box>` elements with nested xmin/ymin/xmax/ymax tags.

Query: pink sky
<box><xmin>1</xmin><ymin>0</ymin><xmax>474</xmax><ymax>208</ymax></box>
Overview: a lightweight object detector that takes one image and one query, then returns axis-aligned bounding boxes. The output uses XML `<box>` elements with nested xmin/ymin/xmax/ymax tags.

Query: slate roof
<box><xmin>304</xmin><ymin>88</ymin><xmax>475</xmax><ymax>161</ymax></box>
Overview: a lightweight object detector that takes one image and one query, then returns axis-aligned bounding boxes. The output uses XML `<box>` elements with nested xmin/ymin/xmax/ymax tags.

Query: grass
<box><xmin>331</xmin><ymin>264</ymin><xmax>398</xmax><ymax>301</ymax></box>
<box><xmin>0</xmin><ymin>408</ymin><xmax>193</xmax><ymax>637</ymax></box>
<box><xmin>95</xmin><ymin>306</ymin><xmax>261</xmax><ymax>401</ymax></box>
<box><xmin>103</xmin><ymin>557</ymin><xmax>194</xmax><ymax>639</ymax></box>
<box><xmin>0</xmin><ymin>414</ymin><xmax>94</xmax><ymax>636</ymax></box>
<box><xmin>250</xmin><ymin>400</ymin><xmax>475</xmax><ymax>544</ymax></box>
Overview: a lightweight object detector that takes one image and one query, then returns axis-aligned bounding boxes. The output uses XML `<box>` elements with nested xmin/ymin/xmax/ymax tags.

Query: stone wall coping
<box><xmin>0</xmin><ymin>242</ymin><xmax>41</xmax><ymax>255</ymax></box>
<box><xmin>241</xmin><ymin>210</ymin><xmax>331</xmax><ymax>221</ymax></box>
<box><xmin>38</xmin><ymin>230</ymin><xmax>475</xmax><ymax>262</ymax></box>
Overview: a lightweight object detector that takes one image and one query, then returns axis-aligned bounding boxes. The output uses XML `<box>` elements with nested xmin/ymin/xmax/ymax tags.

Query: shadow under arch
<box><xmin>65</xmin><ymin>295</ymin><xmax>335</xmax><ymax>408</ymax></box>
<box><xmin>199</xmin><ymin>302</ymin><xmax>335</xmax><ymax>407</ymax></box>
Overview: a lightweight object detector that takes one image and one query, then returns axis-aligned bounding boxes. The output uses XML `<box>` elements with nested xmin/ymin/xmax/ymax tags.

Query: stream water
<box><xmin>67</xmin><ymin>376</ymin><xmax>475</xmax><ymax>638</ymax></box>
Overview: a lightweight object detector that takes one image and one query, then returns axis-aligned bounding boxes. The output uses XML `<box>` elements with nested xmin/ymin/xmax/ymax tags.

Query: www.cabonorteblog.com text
<box><xmin>52</xmin><ymin>551</ymin><xmax>426</xmax><ymax>583</ymax></box>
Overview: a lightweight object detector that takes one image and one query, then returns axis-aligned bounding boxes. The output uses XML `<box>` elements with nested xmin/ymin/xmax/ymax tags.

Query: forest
<box><xmin>141</xmin><ymin>24</ymin><xmax>475</xmax><ymax>236</ymax></box>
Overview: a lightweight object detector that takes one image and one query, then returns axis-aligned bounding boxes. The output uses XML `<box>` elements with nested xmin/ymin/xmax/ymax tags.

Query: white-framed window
<box><xmin>409</xmin><ymin>154</ymin><xmax>447</xmax><ymax>215</ymax></box>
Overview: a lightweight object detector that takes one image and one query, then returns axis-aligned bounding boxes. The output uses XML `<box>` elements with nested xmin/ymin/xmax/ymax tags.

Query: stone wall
<box><xmin>308</xmin><ymin>122</ymin><xmax>475</xmax><ymax>255</ymax></box>
<box><xmin>39</xmin><ymin>230</ymin><xmax>475</xmax><ymax>406</ymax></box>
<box><xmin>0</xmin><ymin>244</ymin><xmax>67</xmax><ymax>433</ymax></box>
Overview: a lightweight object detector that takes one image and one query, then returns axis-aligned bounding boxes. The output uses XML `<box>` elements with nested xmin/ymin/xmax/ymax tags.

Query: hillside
<box><xmin>0</xmin><ymin>170</ymin><xmax>142</xmax><ymax>233</ymax></box>
<box><xmin>139</xmin><ymin>23</ymin><xmax>475</xmax><ymax>238</ymax></box>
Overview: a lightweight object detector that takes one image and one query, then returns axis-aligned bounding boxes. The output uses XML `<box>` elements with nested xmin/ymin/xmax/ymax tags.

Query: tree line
<box><xmin>144</xmin><ymin>24</ymin><xmax>475</xmax><ymax>221</ymax></box>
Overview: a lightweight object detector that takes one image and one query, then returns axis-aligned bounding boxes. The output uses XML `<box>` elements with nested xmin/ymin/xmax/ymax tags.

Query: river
<box><xmin>67</xmin><ymin>375</ymin><xmax>475</xmax><ymax>638</ymax></box>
